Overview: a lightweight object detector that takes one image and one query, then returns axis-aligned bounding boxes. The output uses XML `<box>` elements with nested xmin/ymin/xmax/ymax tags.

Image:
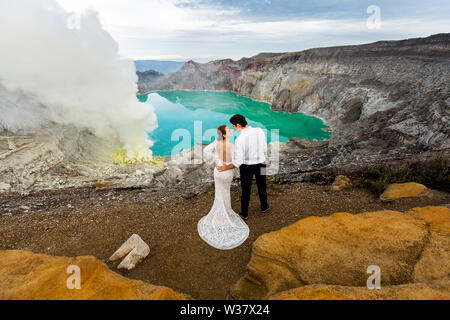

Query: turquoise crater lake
<box><xmin>138</xmin><ymin>91</ymin><xmax>330</xmax><ymax>157</ymax></box>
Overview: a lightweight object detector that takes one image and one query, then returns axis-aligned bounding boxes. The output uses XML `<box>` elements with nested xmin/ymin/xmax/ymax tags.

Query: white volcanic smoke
<box><xmin>0</xmin><ymin>0</ymin><xmax>157</xmax><ymax>161</ymax></box>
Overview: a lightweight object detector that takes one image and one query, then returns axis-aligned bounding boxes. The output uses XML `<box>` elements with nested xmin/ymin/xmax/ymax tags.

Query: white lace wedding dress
<box><xmin>198</xmin><ymin>140</ymin><xmax>250</xmax><ymax>250</ymax></box>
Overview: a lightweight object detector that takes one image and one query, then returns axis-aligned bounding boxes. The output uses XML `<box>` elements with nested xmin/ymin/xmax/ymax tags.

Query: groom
<box><xmin>216</xmin><ymin>114</ymin><xmax>269</xmax><ymax>220</ymax></box>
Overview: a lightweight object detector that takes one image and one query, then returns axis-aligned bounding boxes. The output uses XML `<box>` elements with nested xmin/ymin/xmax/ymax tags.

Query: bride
<box><xmin>198</xmin><ymin>125</ymin><xmax>250</xmax><ymax>250</ymax></box>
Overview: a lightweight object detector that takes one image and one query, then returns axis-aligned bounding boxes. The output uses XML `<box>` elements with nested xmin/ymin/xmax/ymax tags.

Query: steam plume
<box><xmin>0</xmin><ymin>0</ymin><xmax>157</xmax><ymax>161</ymax></box>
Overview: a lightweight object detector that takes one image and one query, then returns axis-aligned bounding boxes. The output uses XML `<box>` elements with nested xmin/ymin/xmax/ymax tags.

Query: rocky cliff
<box><xmin>136</xmin><ymin>70</ymin><xmax>164</xmax><ymax>93</ymax></box>
<box><xmin>143</xmin><ymin>33</ymin><xmax>450</xmax><ymax>173</ymax></box>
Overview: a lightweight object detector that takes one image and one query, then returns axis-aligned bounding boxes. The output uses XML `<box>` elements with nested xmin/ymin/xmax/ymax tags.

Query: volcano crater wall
<box><xmin>143</xmin><ymin>34</ymin><xmax>450</xmax><ymax>170</ymax></box>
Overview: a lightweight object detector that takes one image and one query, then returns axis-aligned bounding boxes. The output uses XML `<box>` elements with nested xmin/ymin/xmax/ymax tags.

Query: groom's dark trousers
<box><xmin>240</xmin><ymin>163</ymin><xmax>268</xmax><ymax>215</ymax></box>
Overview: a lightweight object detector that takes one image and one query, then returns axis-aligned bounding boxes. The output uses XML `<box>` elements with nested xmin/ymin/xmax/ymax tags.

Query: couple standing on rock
<box><xmin>197</xmin><ymin>114</ymin><xmax>270</xmax><ymax>250</ymax></box>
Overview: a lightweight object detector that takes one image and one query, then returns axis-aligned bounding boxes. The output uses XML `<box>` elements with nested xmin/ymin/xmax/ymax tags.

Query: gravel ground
<box><xmin>0</xmin><ymin>181</ymin><xmax>449</xmax><ymax>300</ymax></box>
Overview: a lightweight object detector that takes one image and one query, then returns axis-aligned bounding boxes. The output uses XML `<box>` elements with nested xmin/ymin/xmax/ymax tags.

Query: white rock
<box><xmin>109</xmin><ymin>234</ymin><xmax>150</xmax><ymax>270</ymax></box>
<box><xmin>7</xmin><ymin>138</ymin><xmax>17</xmax><ymax>150</ymax></box>
<box><xmin>0</xmin><ymin>182</ymin><xmax>11</xmax><ymax>193</ymax></box>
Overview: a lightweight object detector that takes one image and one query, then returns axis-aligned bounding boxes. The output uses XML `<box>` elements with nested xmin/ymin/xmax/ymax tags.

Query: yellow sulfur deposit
<box><xmin>151</xmin><ymin>157</ymin><xmax>166</xmax><ymax>169</ymax></box>
<box><xmin>113</xmin><ymin>150</ymin><xmax>165</xmax><ymax>169</ymax></box>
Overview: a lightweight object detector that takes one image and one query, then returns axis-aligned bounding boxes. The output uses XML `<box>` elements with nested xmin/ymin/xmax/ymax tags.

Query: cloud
<box><xmin>55</xmin><ymin>0</ymin><xmax>450</xmax><ymax>60</ymax></box>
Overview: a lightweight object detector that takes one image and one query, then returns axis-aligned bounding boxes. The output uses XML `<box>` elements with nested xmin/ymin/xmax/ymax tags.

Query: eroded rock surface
<box><xmin>268</xmin><ymin>280</ymin><xmax>450</xmax><ymax>300</ymax></box>
<box><xmin>232</xmin><ymin>206</ymin><xmax>450</xmax><ymax>300</ymax></box>
<box><xmin>0</xmin><ymin>125</ymin><xmax>163</xmax><ymax>192</ymax></box>
<box><xmin>0</xmin><ymin>250</ymin><xmax>188</xmax><ymax>300</ymax></box>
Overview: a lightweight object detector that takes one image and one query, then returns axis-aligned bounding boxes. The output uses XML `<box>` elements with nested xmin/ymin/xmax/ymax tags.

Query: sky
<box><xmin>56</xmin><ymin>0</ymin><xmax>450</xmax><ymax>62</ymax></box>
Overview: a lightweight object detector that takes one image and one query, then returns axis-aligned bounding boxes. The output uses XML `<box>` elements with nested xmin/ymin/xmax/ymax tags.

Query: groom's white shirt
<box><xmin>232</xmin><ymin>126</ymin><xmax>267</xmax><ymax>168</ymax></box>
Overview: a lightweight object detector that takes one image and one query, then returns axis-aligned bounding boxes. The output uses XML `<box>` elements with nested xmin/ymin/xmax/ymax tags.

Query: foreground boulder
<box><xmin>380</xmin><ymin>182</ymin><xmax>428</xmax><ymax>201</ymax></box>
<box><xmin>232</xmin><ymin>206</ymin><xmax>450</xmax><ymax>300</ymax></box>
<box><xmin>268</xmin><ymin>279</ymin><xmax>450</xmax><ymax>300</ymax></box>
<box><xmin>0</xmin><ymin>250</ymin><xmax>188</xmax><ymax>300</ymax></box>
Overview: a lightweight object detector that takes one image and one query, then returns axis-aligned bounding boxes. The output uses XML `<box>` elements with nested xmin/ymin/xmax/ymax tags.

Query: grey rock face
<box><xmin>136</xmin><ymin>70</ymin><xmax>164</xmax><ymax>93</ymax></box>
<box><xmin>0</xmin><ymin>125</ymin><xmax>162</xmax><ymax>192</ymax></box>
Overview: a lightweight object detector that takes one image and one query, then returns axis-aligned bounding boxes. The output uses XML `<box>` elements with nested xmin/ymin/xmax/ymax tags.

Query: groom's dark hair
<box><xmin>230</xmin><ymin>114</ymin><xmax>248</xmax><ymax>127</ymax></box>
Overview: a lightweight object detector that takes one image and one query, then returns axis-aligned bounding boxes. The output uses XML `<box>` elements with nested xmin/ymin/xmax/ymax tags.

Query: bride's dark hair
<box><xmin>217</xmin><ymin>125</ymin><xmax>227</xmax><ymax>140</ymax></box>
